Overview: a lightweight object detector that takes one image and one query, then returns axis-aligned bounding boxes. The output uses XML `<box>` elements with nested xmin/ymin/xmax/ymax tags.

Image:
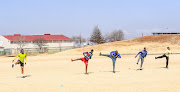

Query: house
<box><xmin>0</xmin><ymin>34</ymin><xmax>73</xmax><ymax>54</ymax></box>
<box><xmin>0</xmin><ymin>46</ymin><xmax>4</xmax><ymax>50</ymax></box>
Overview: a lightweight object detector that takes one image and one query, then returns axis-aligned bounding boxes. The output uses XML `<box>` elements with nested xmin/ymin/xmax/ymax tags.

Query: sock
<box><xmin>22</xmin><ymin>74</ymin><xmax>24</xmax><ymax>77</ymax></box>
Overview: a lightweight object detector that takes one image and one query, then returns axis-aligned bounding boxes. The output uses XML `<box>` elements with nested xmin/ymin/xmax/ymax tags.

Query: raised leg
<box><xmin>12</xmin><ymin>60</ymin><xmax>20</xmax><ymax>68</ymax></box>
<box><xmin>100</xmin><ymin>54</ymin><xmax>111</xmax><ymax>58</ymax></box>
<box><xmin>156</xmin><ymin>54</ymin><xmax>166</xmax><ymax>59</ymax></box>
<box><xmin>71</xmin><ymin>58</ymin><xmax>82</xmax><ymax>61</ymax></box>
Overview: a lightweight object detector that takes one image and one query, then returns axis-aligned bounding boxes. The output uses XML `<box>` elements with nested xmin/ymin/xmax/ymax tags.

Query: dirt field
<box><xmin>0</xmin><ymin>35</ymin><xmax>180</xmax><ymax>92</ymax></box>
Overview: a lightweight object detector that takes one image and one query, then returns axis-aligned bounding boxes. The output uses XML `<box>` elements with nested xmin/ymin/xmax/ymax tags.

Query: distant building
<box><xmin>152</xmin><ymin>32</ymin><xmax>180</xmax><ymax>35</ymax></box>
<box><xmin>0</xmin><ymin>46</ymin><xmax>4</xmax><ymax>56</ymax></box>
<box><xmin>0</xmin><ymin>34</ymin><xmax>73</xmax><ymax>49</ymax></box>
<box><xmin>0</xmin><ymin>46</ymin><xmax>4</xmax><ymax>50</ymax></box>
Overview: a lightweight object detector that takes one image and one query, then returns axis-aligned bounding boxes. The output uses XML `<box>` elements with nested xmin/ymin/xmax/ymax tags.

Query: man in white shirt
<box><xmin>155</xmin><ymin>47</ymin><xmax>172</xmax><ymax>68</ymax></box>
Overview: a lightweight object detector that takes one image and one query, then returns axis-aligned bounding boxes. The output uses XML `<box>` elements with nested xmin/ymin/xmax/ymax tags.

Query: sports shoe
<box><xmin>99</xmin><ymin>52</ymin><xmax>101</xmax><ymax>56</ymax></box>
<box><xmin>137</xmin><ymin>63</ymin><xmax>138</xmax><ymax>65</ymax></box>
<box><xmin>113</xmin><ymin>71</ymin><xmax>115</xmax><ymax>73</ymax></box>
<box><xmin>12</xmin><ymin>64</ymin><xmax>14</xmax><ymax>68</ymax></box>
<box><xmin>85</xmin><ymin>73</ymin><xmax>88</xmax><ymax>75</ymax></box>
<box><xmin>155</xmin><ymin>57</ymin><xmax>157</xmax><ymax>59</ymax></box>
<box><xmin>71</xmin><ymin>59</ymin><xmax>74</xmax><ymax>62</ymax></box>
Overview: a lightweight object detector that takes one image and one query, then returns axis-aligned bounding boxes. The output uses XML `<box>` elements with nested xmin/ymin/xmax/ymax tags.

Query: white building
<box><xmin>0</xmin><ymin>34</ymin><xmax>73</xmax><ymax>53</ymax></box>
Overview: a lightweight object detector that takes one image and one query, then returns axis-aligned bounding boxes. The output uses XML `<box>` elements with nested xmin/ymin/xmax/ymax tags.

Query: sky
<box><xmin>0</xmin><ymin>0</ymin><xmax>180</xmax><ymax>39</ymax></box>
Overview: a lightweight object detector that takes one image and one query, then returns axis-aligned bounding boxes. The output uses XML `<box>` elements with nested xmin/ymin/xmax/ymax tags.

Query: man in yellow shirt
<box><xmin>155</xmin><ymin>47</ymin><xmax>172</xmax><ymax>68</ymax></box>
<box><xmin>12</xmin><ymin>49</ymin><xmax>27</xmax><ymax>78</ymax></box>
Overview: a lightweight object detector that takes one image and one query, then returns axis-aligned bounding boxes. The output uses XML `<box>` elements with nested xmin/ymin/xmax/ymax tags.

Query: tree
<box><xmin>90</xmin><ymin>26</ymin><xmax>105</xmax><ymax>44</ymax></box>
<box><xmin>13</xmin><ymin>35</ymin><xmax>27</xmax><ymax>50</ymax></box>
<box><xmin>105</xmin><ymin>30</ymin><xmax>124</xmax><ymax>42</ymax></box>
<box><xmin>33</xmin><ymin>37</ymin><xmax>47</xmax><ymax>53</ymax></box>
<box><xmin>72</xmin><ymin>35</ymin><xmax>86</xmax><ymax>47</ymax></box>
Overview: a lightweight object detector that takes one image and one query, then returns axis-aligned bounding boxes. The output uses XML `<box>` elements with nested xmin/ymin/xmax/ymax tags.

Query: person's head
<box><xmin>91</xmin><ymin>49</ymin><xmax>94</xmax><ymax>53</ymax></box>
<box><xmin>167</xmin><ymin>47</ymin><xmax>170</xmax><ymax>50</ymax></box>
<box><xmin>115</xmin><ymin>50</ymin><xmax>118</xmax><ymax>54</ymax></box>
<box><xmin>21</xmin><ymin>49</ymin><xmax>24</xmax><ymax>54</ymax></box>
<box><xmin>144</xmin><ymin>47</ymin><xmax>146</xmax><ymax>51</ymax></box>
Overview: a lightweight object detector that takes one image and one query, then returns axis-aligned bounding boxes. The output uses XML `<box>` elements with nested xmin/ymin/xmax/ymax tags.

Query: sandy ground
<box><xmin>0</xmin><ymin>35</ymin><xmax>180</xmax><ymax>92</ymax></box>
<box><xmin>0</xmin><ymin>51</ymin><xmax>180</xmax><ymax>92</ymax></box>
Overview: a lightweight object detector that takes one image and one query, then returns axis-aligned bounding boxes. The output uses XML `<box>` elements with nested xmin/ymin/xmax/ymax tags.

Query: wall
<box><xmin>0</xmin><ymin>36</ymin><xmax>74</xmax><ymax>49</ymax></box>
<box><xmin>0</xmin><ymin>36</ymin><xmax>16</xmax><ymax>48</ymax></box>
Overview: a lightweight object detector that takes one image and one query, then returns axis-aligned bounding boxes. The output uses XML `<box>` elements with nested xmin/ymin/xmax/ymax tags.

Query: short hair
<box><xmin>144</xmin><ymin>47</ymin><xmax>146</xmax><ymax>49</ymax></box>
<box><xmin>167</xmin><ymin>47</ymin><xmax>169</xmax><ymax>49</ymax></box>
<box><xmin>91</xmin><ymin>49</ymin><xmax>94</xmax><ymax>52</ymax></box>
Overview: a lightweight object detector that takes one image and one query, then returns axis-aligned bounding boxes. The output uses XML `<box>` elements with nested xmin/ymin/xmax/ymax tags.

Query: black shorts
<box><xmin>19</xmin><ymin>61</ymin><xmax>24</xmax><ymax>67</ymax></box>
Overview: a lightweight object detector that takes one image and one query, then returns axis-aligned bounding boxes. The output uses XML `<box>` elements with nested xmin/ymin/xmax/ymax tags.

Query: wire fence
<box><xmin>0</xmin><ymin>47</ymin><xmax>75</xmax><ymax>56</ymax></box>
<box><xmin>0</xmin><ymin>49</ymin><xmax>12</xmax><ymax>56</ymax></box>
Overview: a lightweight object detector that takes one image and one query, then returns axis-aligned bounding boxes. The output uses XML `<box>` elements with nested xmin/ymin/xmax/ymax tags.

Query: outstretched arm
<box><xmin>135</xmin><ymin>51</ymin><xmax>142</xmax><ymax>58</ymax></box>
<box><xmin>83</xmin><ymin>52</ymin><xmax>87</xmax><ymax>56</ymax></box>
<box><xmin>90</xmin><ymin>56</ymin><xmax>92</xmax><ymax>59</ymax></box>
<box><xmin>117</xmin><ymin>53</ymin><xmax>121</xmax><ymax>58</ymax></box>
<box><xmin>12</xmin><ymin>55</ymin><xmax>19</xmax><ymax>62</ymax></box>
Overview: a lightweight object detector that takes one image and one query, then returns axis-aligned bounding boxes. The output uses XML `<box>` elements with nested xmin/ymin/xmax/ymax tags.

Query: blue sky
<box><xmin>0</xmin><ymin>0</ymin><xmax>180</xmax><ymax>39</ymax></box>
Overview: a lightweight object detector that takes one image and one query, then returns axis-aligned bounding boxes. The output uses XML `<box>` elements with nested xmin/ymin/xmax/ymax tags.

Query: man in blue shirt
<box><xmin>100</xmin><ymin>50</ymin><xmax>121</xmax><ymax>73</ymax></box>
<box><xmin>135</xmin><ymin>47</ymin><xmax>147</xmax><ymax>70</ymax></box>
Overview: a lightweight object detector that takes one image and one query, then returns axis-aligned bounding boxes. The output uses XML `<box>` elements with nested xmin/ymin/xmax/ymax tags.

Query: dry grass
<box><xmin>55</xmin><ymin>35</ymin><xmax>180</xmax><ymax>56</ymax></box>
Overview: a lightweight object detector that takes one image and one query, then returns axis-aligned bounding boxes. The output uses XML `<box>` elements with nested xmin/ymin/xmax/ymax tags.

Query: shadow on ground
<box><xmin>16</xmin><ymin>75</ymin><xmax>32</xmax><ymax>78</ymax></box>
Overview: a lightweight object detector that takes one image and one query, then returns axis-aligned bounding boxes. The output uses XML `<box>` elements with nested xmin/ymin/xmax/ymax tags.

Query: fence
<box><xmin>0</xmin><ymin>51</ymin><xmax>4</xmax><ymax>56</ymax></box>
<box><xmin>0</xmin><ymin>49</ymin><xmax>12</xmax><ymax>56</ymax></box>
<box><xmin>23</xmin><ymin>47</ymin><xmax>75</xmax><ymax>55</ymax></box>
<box><xmin>0</xmin><ymin>47</ymin><xmax>75</xmax><ymax>56</ymax></box>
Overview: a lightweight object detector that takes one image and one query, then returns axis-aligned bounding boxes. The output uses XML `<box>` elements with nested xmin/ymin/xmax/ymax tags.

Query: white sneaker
<box><xmin>21</xmin><ymin>74</ymin><xmax>24</xmax><ymax>78</ymax></box>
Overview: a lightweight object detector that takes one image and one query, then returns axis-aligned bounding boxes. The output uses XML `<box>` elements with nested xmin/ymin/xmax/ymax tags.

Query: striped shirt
<box><xmin>83</xmin><ymin>52</ymin><xmax>93</xmax><ymax>61</ymax></box>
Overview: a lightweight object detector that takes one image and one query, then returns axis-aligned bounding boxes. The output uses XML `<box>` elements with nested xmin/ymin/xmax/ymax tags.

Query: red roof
<box><xmin>3</xmin><ymin>34</ymin><xmax>72</xmax><ymax>41</ymax></box>
<box><xmin>0</xmin><ymin>46</ymin><xmax>4</xmax><ymax>48</ymax></box>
